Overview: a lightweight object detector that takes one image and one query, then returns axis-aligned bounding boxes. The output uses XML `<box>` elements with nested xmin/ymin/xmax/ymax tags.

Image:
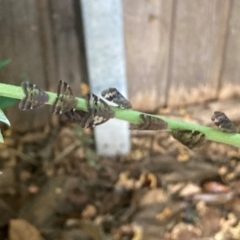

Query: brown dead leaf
<box><xmin>177</xmin><ymin>146</ymin><xmax>190</xmax><ymax>162</ymax></box>
<box><xmin>139</xmin><ymin>189</ymin><xmax>167</xmax><ymax>207</ymax></box>
<box><xmin>115</xmin><ymin>171</ymin><xmax>145</xmax><ymax>190</ymax></box>
<box><xmin>0</xmin><ymin>167</ymin><xmax>16</xmax><ymax>195</ymax></box>
<box><xmin>9</xmin><ymin>219</ymin><xmax>42</xmax><ymax>240</ymax></box>
<box><xmin>80</xmin><ymin>83</ymin><xmax>89</xmax><ymax>96</ymax></box>
<box><xmin>202</xmin><ymin>181</ymin><xmax>230</xmax><ymax>193</ymax></box>
<box><xmin>156</xmin><ymin>207</ymin><xmax>173</xmax><ymax>221</ymax></box>
<box><xmin>145</xmin><ymin>173</ymin><xmax>158</xmax><ymax>188</ymax></box>
<box><xmin>78</xmin><ymin>220</ymin><xmax>110</xmax><ymax>240</ymax></box>
<box><xmin>81</xmin><ymin>204</ymin><xmax>97</xmax><ymax>219</ymax></box>
<box><xmin>0</xmin><ymin>199</ymin><xmax>16</xmax><ymax>227</ymax></box>
<box><xmin>170</xmin><ymin>222</ymin><xmax>202</xmax><ymax>240</ymax></box>
<box><xmin>113</xmin><ymin>224</ymin><xmax>134</xmax><ymax>240</ymax></box>
<box><xmin>179</xmin><ymin>183</ymin><xmax>201</xmax><ymax>197</ymax></box>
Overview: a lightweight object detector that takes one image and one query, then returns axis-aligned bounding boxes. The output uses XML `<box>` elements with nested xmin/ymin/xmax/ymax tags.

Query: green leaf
<box><xmin>0</xmin><ymin>60</ymin><xmax>15</xmax><ymax>110</ymax></box>
<box><xmin>0</xmin><ymin>129</ymin><xmax>3</xmax><ymax>143</ymax></box>
<box><xmin>0</xmin><ymin>109</ymin><xmax>9</xmax><ymax>143</ymax></box>
<box><xmin>0</xmin><ymin>59</ymin><xmax>11</xmax><ymax>71</ymax></box>
<box><xmin>0</xmin><ymin>109</ymin><xmax>10</xmax><ymax>126</ymax></box>
<box><xmin>0</xmin><ymin>96</ymin><xmax>18</xmax><ymax>110</ymax></box>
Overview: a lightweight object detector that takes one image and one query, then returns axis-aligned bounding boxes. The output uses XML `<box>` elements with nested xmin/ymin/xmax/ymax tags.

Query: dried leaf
<box><xmin>79</xmin><ymin>220</ymin><xmax>110</xmax><ymax>240</ymax></box>
<box><xmin>9</xmin><ymin>219</ymin><xmax>42</xmax><ymax>240</ymax></box>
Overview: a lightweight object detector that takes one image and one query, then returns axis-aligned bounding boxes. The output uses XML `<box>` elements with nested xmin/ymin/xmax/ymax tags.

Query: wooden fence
<box><xmin>0</xmin><ymin>0</ymin><xmax>239</xmax><ymax>131</ymax></box>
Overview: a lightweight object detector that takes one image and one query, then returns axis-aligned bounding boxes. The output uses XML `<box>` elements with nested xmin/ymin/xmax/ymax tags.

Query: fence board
<box><xmin>36</xmin><ymin>0</ymin><xmax>57</xmax><ymax>90</ymax></box>
<box><xmin>49</xmin><ymin>0</ymin><xmax>82</xmax><ymax>94</ymax></box>
<box><xmin>168</xmin><ymin>0</ymin><xmax>230</xmax><ymax>106</ymax></box>
<box><xmin>221</xmin><ymin>0</ymin><xmax>240</xmax><ymax>98</ymax></box>
<box><xmin>156</xmin><ymin>0</ymin><xmax>174</xmax><ymax>108</ymax></box>
<box><xmin>0</xmin><ymin>0</ymin><xmax>49</xmax><ymax>131</ymax></box>
<box><xmin>123</xmin><ymin>0</ymin><xmax>166</xmax><ymax>110</ymax></box>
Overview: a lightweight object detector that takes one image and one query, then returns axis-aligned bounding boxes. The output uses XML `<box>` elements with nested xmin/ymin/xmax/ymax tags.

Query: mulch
<box><xmin>1</xmin><ymin>102</ymin><xmax>240</xmax><ymax>240</ymax></box>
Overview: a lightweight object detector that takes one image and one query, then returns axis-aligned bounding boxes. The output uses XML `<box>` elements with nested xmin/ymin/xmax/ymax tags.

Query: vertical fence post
<box><xmin>80</xmin><ymin>0</ymin><xmax>130</xmax><ymax>156</ymax></box>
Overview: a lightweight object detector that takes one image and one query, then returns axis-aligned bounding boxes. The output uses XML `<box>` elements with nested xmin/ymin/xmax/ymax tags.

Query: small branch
<box><xmin>1</xmin><ymin>82</ymin><xmax>240</xmax><ymax>147</ymax></box>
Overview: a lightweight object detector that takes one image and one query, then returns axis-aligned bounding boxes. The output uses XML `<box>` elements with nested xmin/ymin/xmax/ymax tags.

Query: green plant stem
<box><xmin>1</xmin><ymin>82</ymin><xmax>240</xmax><ymax>147</ymax></box>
